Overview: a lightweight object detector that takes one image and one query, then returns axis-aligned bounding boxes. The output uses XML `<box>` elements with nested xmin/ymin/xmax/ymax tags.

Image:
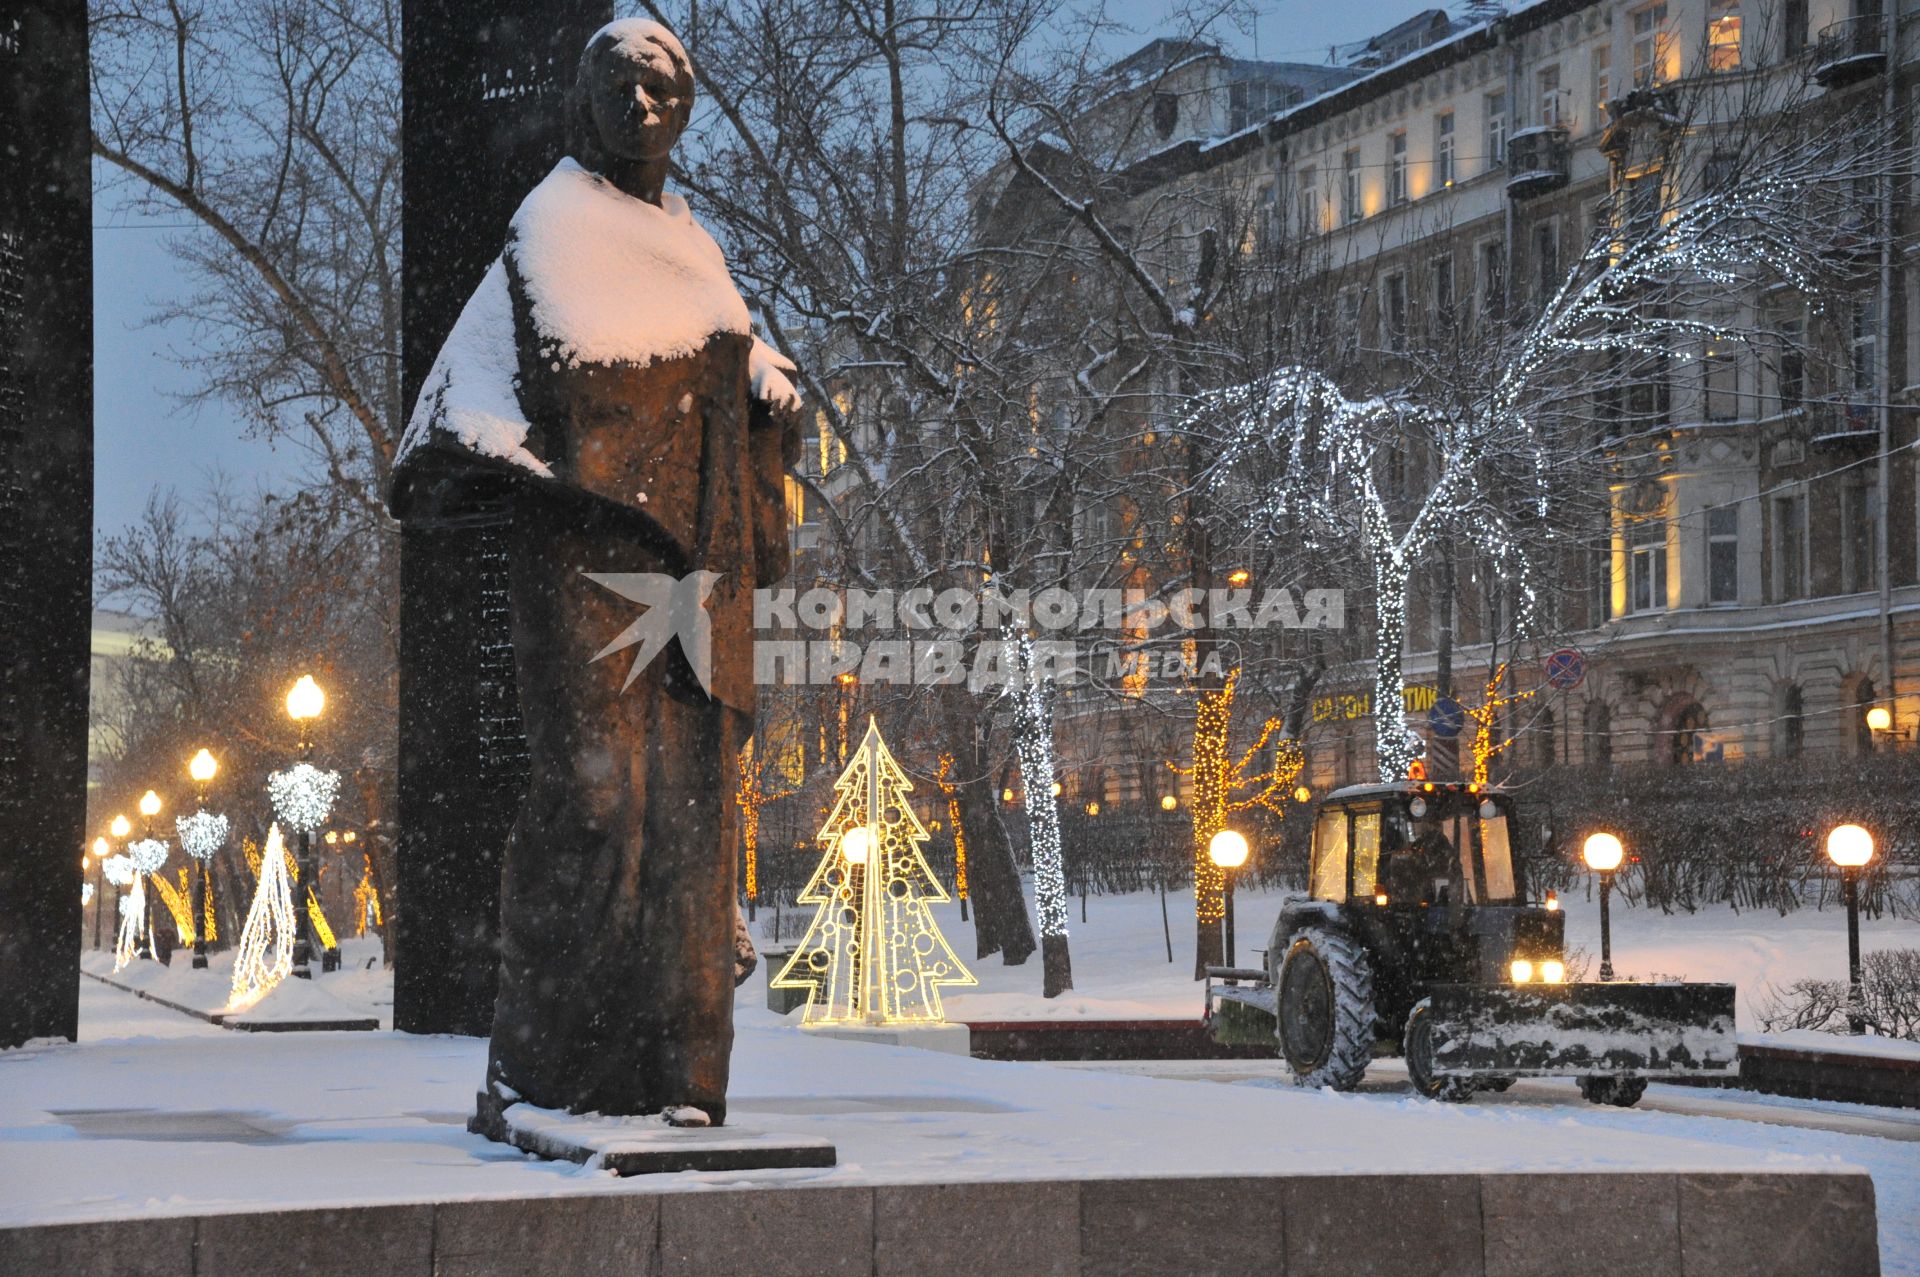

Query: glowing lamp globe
<box><xmin>138</xmin><ymin>790</ymin><xmax>162</xmax><ymax>819</ymax></box>
<box><xmin>1866</xmin><ymin>706</ymin><xmax>1892</xmax><ymax>732</ymax></box>
<box><xmin>1826</xmin><ymin>824</ymin><xmax>1874</xmax><ymax>869</ymax></box>
<box><xmin>91</xmin><ymin>836</ymin><xmax>108</xmax><ymax>860</ymax></box>
<box><xmin>1160</xmin><ymin>795</ymin><xmax>1178</xmax><ymax>811</ymax></box>
<box><xmin>1582</xmin><ymin>832</ymin><xmax>1624</xmax><ymax>873</ymax></box>
<box><xmin>286</xmin><ymin>674</ymin><xmax>326</xmax><ymax>722</ymax></box>
<box><xmin>189</xmin><ymin>748</ymin><xmax>219</xmax><ymax>784</ymax></box>
<box><xmin>109</xmin><ymin>815</ymin><xmax>131</xmax><ymax>839</ymax></box>
<box><xmin>1294</xmin><ymin>785</ymin><xmax>1312</xmax><ymax>804</ymax></box>
<box><xmin>1208</xmin><ymin>829</ymin><xmax>1250</xmax><ymax>870</ymax></box>
<box><xmin>840</xmin><ymin>826</ymin><xmax>874</xmax><ymax>865</ymax></box>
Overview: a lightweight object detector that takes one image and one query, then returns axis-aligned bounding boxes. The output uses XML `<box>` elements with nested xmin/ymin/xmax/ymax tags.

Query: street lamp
<box><xmin>136</xmin><ymin>790</ymin><xmax>165</xmax><ymax>961</ymax></box>
<box><xmin>1583</xmin><ymin>831</ymin><xmax>1625</xmax><ymax>982</ymax></box>
<box><xmin>1209</xmin><ymin>828</ymin><xmax>1250</xmax><ymax>967</ymax></box>
<box><xmin>90</xmin><ymin>836</ymin><xmax>109</xmax><ymax>950</ymax></box>
<box><xmin>1826</xmin><ymin>823</ymin><xmax>1875</xmax><ymax>1034</ymax></box>
<box><xmin>286</xmin><ymin>674</ymin><xmax>325</xmax><ymax>978</ymax></box>
<box><xmin>186</xmin><ymin>748</ymin><xmax>221</xmax><ymax>969</ymax></box>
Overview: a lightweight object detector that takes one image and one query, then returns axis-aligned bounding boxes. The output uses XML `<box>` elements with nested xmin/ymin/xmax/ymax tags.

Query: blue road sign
<box><xmin>1429</xmin><ymin>696</ymin><xmax>1466</xmax><ymax>739</ymax></box>
<box><xmin>1544</xmin><ymin>647</ymin><xmax>1586</xmax><ymax>692</ymax></box>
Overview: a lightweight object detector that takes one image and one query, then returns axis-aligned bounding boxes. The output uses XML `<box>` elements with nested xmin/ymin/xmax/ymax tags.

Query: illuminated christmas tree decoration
<box><xmin>267</xmin><ymin>763</ymin><xmax>341</xmax><ymax>833</ymax></box>
<box><xmin>114</xmin><ymin>875</ymin><xmax>147</xmax><ymax>970</ymax></box>
<box><xmin>176</xmin><ymin>809</ymin><xmax>230</xmax><ymax>861</ymax></box>
<box><xmin>231</xmin><ymin>825</ymin><xmax>297</xmax><ymax>1008</ymax></box>
<box><xmin>772</xmin><ymin>719</ymin><xmax>975</xmax><ymax>1024</ymax></box>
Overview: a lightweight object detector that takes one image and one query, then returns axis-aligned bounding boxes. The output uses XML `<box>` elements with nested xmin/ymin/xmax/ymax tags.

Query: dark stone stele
<box><xmin>0</xmin><ymin>0</ymin><xmax>92</xmax><ymax>1052</ymax></box>
<box><xmin>394</xmin><ymin>0</ymin><xmax>613</xmax><ymax>1039</ymax></box>
<box><xmin>394</xmin><ymin>19</ymin><xmax>802</xmax><ymax>1134</ymax></box>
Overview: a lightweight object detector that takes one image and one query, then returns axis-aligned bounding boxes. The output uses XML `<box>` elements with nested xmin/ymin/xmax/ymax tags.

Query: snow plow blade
<box><xmin>1428</xmin><ymin>983</ymin><xmax>1738</xmax><ymax>1078</ymax></box>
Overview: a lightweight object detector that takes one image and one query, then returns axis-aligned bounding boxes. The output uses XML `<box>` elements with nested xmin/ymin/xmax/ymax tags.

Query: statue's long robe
<box><xmin>393</xmin><ymin>159</ymin><xmax>798</xmax><ymax>1121</ymax></box>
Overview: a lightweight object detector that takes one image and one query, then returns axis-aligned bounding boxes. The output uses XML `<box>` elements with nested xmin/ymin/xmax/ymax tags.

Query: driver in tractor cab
<box><xmin>1385</xmin><ymin>812</ymin><xmax>1455</xmax><ymax>906</ymax></box>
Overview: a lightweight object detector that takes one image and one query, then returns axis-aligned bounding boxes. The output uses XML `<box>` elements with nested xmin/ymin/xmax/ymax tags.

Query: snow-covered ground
<box><xmin>16</xmin><ymin>892</ymin><xmax>1914</xmax><ymax>1269</ymax></box>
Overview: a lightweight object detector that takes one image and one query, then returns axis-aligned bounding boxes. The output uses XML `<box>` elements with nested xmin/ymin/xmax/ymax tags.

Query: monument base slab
<box><xmin>470</xmin><ymin>1092</ymin><xmax>837</xmax><ymax>1177</ymax></box>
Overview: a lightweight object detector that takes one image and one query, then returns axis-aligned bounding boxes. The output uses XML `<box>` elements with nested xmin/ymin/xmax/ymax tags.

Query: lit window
<box><xmin>1632</xmin><ymin>3</ymin><xmax>1671</xmax><ymax>87</ymax></box>
<box><xmin>1629</xmin><ymin>517</ymin><xmax>1667</xmax><ymax>613</ymax></box>
<box><xmin>1435</xmin><ymin>112</ymin><xmax>1455</xmax><ymax>186</ymax></box>
<box><xmin>1485</xmin><ymin>90</ymin><xmax>1507</xmax><ymax>170</ymax></box>
<box><xmin>1390</xmin><ymin>132</ymin><xmax>1408</xmax><ymax>205</ymax></box>
<box><xmin>1707</xmin><ymin>0</ymin><xmax>1742</xmax><ymax>73</ymax></box>
<box><xmin>1342</xmin><ymin>149</ymin><xmax>1362</xmax><ymax>224</ymax></box>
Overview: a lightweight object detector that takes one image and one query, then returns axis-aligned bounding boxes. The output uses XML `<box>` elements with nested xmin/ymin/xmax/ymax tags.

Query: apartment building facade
<box><xmin>1087</xmin><ymin>0</ymin><xmax>1920</xmax><ymax>793</ymax></box>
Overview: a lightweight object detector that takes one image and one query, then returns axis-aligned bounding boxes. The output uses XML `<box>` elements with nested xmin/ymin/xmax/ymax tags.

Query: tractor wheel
<box><xmin>1403</xmin><ymin>999</ymin><xmax>1476</xmax><ymax>1103</ymax></box>
<box><xmin>1276</xmin><ymin>927</ymin><xmax>1376</xmax><ymax>1091</ymax></box>
<box><xmin>1578</xmin><ymin>1076</ymin><xmax>1649</xmax><ymax>1108</ymax></box>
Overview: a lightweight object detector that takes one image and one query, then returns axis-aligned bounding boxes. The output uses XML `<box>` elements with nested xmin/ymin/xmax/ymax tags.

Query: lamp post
<box><xmin>1825</xmin><ymin>823</ymin><xmax>1875</xmax><ymax>1034</ymax></box>
<box><xmin>90</xmin><ymin>836</ymin><xmax>109</xmax><ymax>950</ymax></box>
<box><xmin>137</xmin><ymin>790</ymin><xmax>164</xmax><ymax>960</ymax></box>
<box><xmin>107</xmin><ymin>814</ymin><xmax>130</xmax><ymax>949</ymax></box>
<box><xmin>188</xmin><ymin>748</ymin><xmax>219</xmax><ymax>969</ymax></box>
<box><xmin>1582</xmin><ymin>832</ymin><xmax>1624</xmax><ymax>982</ymax></box>
<box><xmin>1208</xmin><ymin>829</ymin><xmax>1250</xmax><ymax>967</ymax></box>
<box><xmin>286</xmin><ymin>674</ymin><xmax>325</xmax><ymax>979</ymax></box>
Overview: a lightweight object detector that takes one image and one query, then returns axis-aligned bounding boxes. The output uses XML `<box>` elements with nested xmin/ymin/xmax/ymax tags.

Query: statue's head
<box><xmin>570</xmin><ymin>19</ymin><xmax>694</xmax><ymax>173</ymax></box>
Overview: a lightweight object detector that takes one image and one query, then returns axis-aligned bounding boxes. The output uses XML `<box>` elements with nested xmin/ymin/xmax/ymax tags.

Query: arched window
<box><xmin>1584</xmin><ymin>700</ymin><xmax>1613</xmax><ymax>767</ymax></box>
<box><xmin>1851</xmin><ymin>678</ymin><xmax>1877</xmax><ymax>757</ymax></box>
<box><xmin>1660</xmin><ymin>697</ymin><xmax>1709</xmax><ymax>765</ymax></box>
<box><xmin>1537</xmin><ymin>706</ymin><xmax>1557</xmax><ymax>767</ymax></box>
<box><xmin>1772</xmin><ymin>684</ymin><xmax>1804</xmax><ymax>758</ymax></box>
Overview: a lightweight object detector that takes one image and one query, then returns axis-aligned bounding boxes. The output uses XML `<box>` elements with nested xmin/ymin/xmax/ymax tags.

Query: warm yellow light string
<box><xmin>936</xmin><ymin>754</ymin><xmax>968</xmax><ymax>900</ymax></box>
<box><xmin>1467</xmin><ymin>663</ymin><xmax>1534</xmax><ymax>786</ymax></box>
<box><xmin>352</xmin><ymin>855</ymin><xmax>382</xmax><ymax>934</ymax></box>
<box><xmin>149</xmin><ymin>872</ymin><xmax>197</xmax><ymax>945</ymax></box>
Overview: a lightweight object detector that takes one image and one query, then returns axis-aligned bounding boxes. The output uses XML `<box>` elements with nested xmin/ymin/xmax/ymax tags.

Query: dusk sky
<box><xmin>89</xmin><ymin>0</ymin><xmax>1423</xmax><ymax>560</ymax></box>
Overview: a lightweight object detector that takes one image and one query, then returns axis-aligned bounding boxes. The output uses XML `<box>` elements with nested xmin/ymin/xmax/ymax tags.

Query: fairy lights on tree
<box><xmin>231</xmin><ymin>825</ymin><xmax>297</xmax><ymax>1009</ymax></box>
<box><xmin>268</xmin><ymin>763</ymin><xmax>340</xmax><ymax>834</ymax></box>
<box><xmin>1012</xmin><ymin>632</ymin><xmax>1072</xmax><ymax>997</ymax></box>
<box><xmin>104</xmin><ymin>854</ymin><xmax>141</xmax><ymax>970</ymax></box>
<box><xmin>772</xmin><ymin>719</ymin><xmax>975</xmax><ymax>1024</ymax></box>
<box><xmin>1466</xmin><ymin>663</ymin><xmax>1534</xmax><ymax>787</ymax></box>
<box><xmin>936</xmin><ymin>755</ymin><xmax>969</xmax><ymax>918</ymax></box>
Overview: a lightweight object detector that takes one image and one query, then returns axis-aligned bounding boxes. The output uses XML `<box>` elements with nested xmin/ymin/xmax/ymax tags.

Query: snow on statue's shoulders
<box><xmin>400</xmin><ymin>257</ymin><xmax>548</xmax><ymax>475</ymax></box>
<box><xmin>509</xmin><ymin>158</ymin><xmax>751</xmax><ymax>368</ymax></box>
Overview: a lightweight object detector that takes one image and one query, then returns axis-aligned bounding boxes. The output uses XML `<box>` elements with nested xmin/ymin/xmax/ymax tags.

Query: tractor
<box><xmin>1207</xmin><ymin>781</ymin><xmax>1737</xmax><ymax>1105</ymax></box>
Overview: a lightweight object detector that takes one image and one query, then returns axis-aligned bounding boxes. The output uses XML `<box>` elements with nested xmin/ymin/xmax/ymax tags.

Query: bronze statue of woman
<box><xmin>392</xmin><ymin>18</ymin><xmax>798</xmax><ymax>1128</ymax></box>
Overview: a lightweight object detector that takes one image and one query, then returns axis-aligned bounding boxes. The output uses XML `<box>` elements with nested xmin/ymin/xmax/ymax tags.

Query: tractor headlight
<box><xmin>1540</xmin><ymin>959</ymin><xmax>1567</xmax><ymax>984</ymax></box>
<box><xmin>1510</xmin><ymin>959</ymin><xmax>1535</xmax><ymax>983</ymax></box>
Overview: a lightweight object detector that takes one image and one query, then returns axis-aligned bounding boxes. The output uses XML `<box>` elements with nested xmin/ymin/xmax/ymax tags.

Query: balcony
<box><xmin>1810</xmin><ymin>15</ymin><xmax>1886</xmax><ymax>88</ymax></box>
<box><xmin>1506</xmin><ymin>126</ymin><xmax>1571</xmax><ymax>199</ymax></box>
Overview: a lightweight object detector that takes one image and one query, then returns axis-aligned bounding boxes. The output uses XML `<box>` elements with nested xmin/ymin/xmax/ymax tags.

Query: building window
<box><xmin>1851</xmin><ymin>298</ymin><xmax>1877</xmax><ymax>396</ymax></box>
<box><xmin>1430</xmin><ymin>252</ymin><xmax>1455</xmax><ymax>326</ymax></box>
<box><xmin>1843</xmin><ymin>481</ymin><xmax>1880</xmax><ymax>594</ymax></box>
<box><xmin>1382</xmin><ymin>272</ymin><xmax>1408</xmax><ymax>350</ymax></box>
<box><xmin>1623</xmin><ymin>167</ymin><xmax>1662</xmax><ymax>233</ymax></box>
<box><xmin>1851</xmin><ymin>678</ymin><xmax>1878</xmax><ymax>756</ymax></box>
<box><xmin>1665</xmin><ymin>701</ymin><xmax>1709</xmax><ymax>765</ymax></box>
<box><xmin>1389</xmin><ymin>132</ymin><xmax>1409</xmax><ymax>205</ymax></box>
<box><xmin>1537</xmin><ymin>706</ymin><xmax>1557</xmax><ymax>767</ymax></box>
<box><xmin>1778</xmin><ymin>316</ymin><xmax>1805</xmax><ymax>408</ymax></box>
<box><xmin>1784</xmin><ymin>0</ymin><xmax>1809</xmax><ymax>56</ymax></box>
<box><xmin>1702</xmin><ymin>340</ymin><xmax>1738</xmax><ymax>420</ymax></box>
<box><xmin>1629</xmin><ymin>517</ymin><xmax>1667</xmax><ymax>613</ymax></box>
<box><xmin>1707</xmin><ymin>505</ymin><xmax>1739</xmax><ymax>604</ymax></box>
<box><xmin>1342</xmin><ymin>149</ymin><xmax>1362</xmax><ymax>225</ymax></box>
<box><xmin>1485</xmin><ymin>91</ymin><xmax>1507</xmax><ymax>169</ymax></box>
<box><xmin>1298</xmin><ymin>166</ymin><xmax>1319</xmax><ymax>234</ymax></box>
<box><xmin>1707</xmin><ymin>0</ymin><xmax>1742</xmax><ymax>72</ymax></box>
<box><xmin>1632</xmin><ymin>3</ymin><xmax>1671</xmax><ymax>88</ymax></box>
<box><xmin>1532</xmin><ymin>219</ymin><xmax>1560</xmax><ymax>304</ymax></box>
<box><xmin>1592</xmin><ymin>43</ymin><xmax>1612</xmax><ymax>115</ymax></box>
<box><xmin>1584</xmin><ymin>701</ymin><xmax>1613</xmax><ymax>767</ymax></box>
<box><xmin>1337</xmin><ymin>287</ymin><xmax>1363</xmax><ymax>343</ymax></box>
<box><xmin>1626</xmin><ymin>349</ymin><xmax>1671</xmax><ymax>423</ymax></box>
<box><xmin>1435</xmin><ymin>112</ymin><xmax>1455</xmax><ymax>186</ymax></box>
<box><xmin>1773</xmin><ymin>492</ymin><xmax>1807</xmax><ymax>600</ymax></box>
<box><xmin>1479</xmin><ymin>239</ymin><xmax>1505</xmax><ymax>318</ymax></box>
<box><xmin>1773</xmin><ymin>684</ymin><xmax>1804</xmax><ymax>757</ymax></box>
<box><xmin>1537</xmin><ymin>65</ymin><xmax>1563</xmax><ymax>127</ymax></box>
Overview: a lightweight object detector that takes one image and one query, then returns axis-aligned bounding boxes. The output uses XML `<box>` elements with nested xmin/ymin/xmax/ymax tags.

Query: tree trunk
<box><xmin>942</xmin><ymin>692</ymin><xmax>1035</xmax><ymax>965</ymax></box>
<box><xmin>1011</xmin><ymin>638</ymin><xmax>1071</xmax><ymax>996</ymax></box>
<box><xmin>1189</xmin><ymin>674</ymin><xmax>1235</xmax><ymax>977</ymax></box>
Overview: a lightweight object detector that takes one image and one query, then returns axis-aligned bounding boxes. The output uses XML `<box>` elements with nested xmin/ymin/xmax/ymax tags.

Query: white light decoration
<box><xmin>114</xmin><ymin>876</ymin><xmax>147</xmax><ymax>970</ymax></box>
<box><xmin>230</xmin><ymin>824</ymin><xmax>297</xmax><ymax>1009</ymax></box>
<box><xmin>772</xmin><ymin>719</ymin><xmax>975</xmax><ymax>1024</ymax></box>
<box><xmin>176</xmin><ymin>809</ymin><xmax>231</xmax><ymax>861</ymax></box>
<box><xmin>101</xmin><ymin>855</ymin><xmax>136</xmax><ymax>887</ymax></box>
<box><xmin>127</xmin><ymin>838</ymin><xmax>169</xmax><ymax>875</ymax></box>
<box><xmin>268</xmin><ymin>763</ymin><xmax>341</xmax><ymax>834</ymax></box>
<box><xmin>82</xmin><ymin>882</ymin><xmax>94</xmax><ymax>906</ymax></box>
<box><xmin>1011</xmin><ymin>632</ymin><xmax>1071</xmax><ymax>950</ymax></box>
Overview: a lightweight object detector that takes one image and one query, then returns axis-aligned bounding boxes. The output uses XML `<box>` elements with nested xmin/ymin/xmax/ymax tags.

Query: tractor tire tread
<box><xmin>1279</xmin><ymin>926</ymin><xmax>1376</xmax><ymax>1092</ymax></box>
